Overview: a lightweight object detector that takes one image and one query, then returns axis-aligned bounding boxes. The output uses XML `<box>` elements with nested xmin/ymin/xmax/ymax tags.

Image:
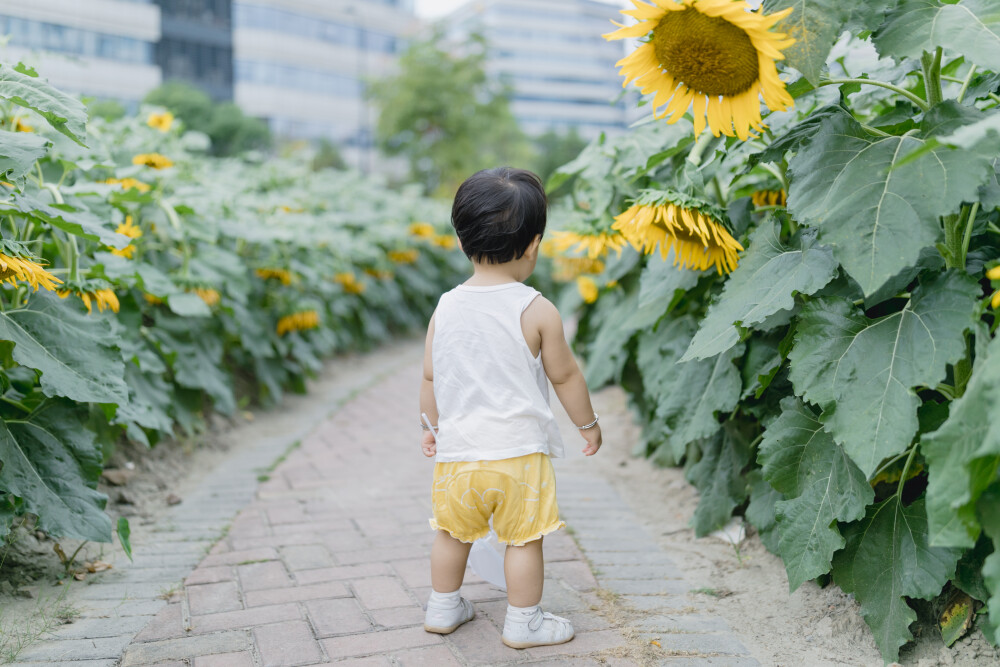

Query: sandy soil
<box><xmin>585</xmin><ymin>383</ymin><xmax>1000</xmax><ymax>667</ymax></box>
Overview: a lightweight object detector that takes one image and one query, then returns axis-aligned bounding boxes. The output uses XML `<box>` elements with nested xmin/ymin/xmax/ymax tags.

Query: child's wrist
<box><xmin>576</xmin><ymin>412</ymin><xmax>599</xmax><ymax>430</ymax></box>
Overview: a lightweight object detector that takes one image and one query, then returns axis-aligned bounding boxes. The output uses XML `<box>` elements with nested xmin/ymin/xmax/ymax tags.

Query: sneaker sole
<box><xmin>501</xmin><ymin>632</ymin><xmax>575</xmax><ymax>649</ymax></box>
<box><xmin>424</xmin><ymin>610</ymin><xmax>475</xmax><ymax>635</ymax></box>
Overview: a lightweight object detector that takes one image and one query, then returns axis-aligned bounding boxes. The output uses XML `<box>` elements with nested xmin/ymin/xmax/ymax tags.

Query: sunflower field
<box><xmin>550</xmin><ymin>0</ymin><xmax>1000</xmax><ymax>660</ymax></box>
<box><xmin>0</xmin><ymin>63</ymin><xmax>465</xmax><ymax>553</ymax></box>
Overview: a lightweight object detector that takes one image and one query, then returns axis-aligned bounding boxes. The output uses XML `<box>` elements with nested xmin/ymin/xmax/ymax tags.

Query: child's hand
<box><xmin>421</xmin><ymin>429</ymin><xmax>437</xmax><ymax>457</ymax></box>
<box><xmin>581</xmin><ymin>424</ymin><xmax>602</xmax><ymax>456</ymax></box>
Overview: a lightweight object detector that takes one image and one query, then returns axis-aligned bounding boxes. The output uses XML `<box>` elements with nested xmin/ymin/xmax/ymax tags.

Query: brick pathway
<box><xmin>9</xmin><ymin>344</ymin><xmax>758</xmax><ymax>667</ymax></box>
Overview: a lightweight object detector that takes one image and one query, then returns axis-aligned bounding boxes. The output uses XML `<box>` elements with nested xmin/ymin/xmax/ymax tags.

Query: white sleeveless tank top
<box><xmin>431</xmin><ymin>281</ymin><xmax>565</xmax><ymax>462</ymax></box>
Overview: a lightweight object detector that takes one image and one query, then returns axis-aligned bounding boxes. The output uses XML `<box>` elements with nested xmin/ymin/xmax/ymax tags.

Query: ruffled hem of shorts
<box><xmin>428</xmin><ymin>518</ymin><xmax>491</xmax><ymax>544</ymax></box>
<box><xmin>500</xmin><ymin>520</ymin><xmax>566</xmax><ymax>547</ymax></box>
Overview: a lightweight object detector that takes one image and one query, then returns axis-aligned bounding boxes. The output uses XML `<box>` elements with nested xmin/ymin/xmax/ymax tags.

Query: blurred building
<box><xmin>156</xmin><ymin>0</ymin><xmax>234</xmax><ymax>101</ymax></box>
<box><xmin>0</xmin><ymin>0</ymin><xmax>163</xmax><ymax>105</ymax></box>
<box><xmin>443</xmin><ymin>0</ymin><xmax>629</xmax><ymax>139</ymax></box>
<box><xmin>232</xmin><ymin>0</ymin><xmax>417</xmax><ymax>158</ymax></box>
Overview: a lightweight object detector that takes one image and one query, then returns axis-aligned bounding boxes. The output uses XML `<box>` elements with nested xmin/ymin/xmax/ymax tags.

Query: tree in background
<box><xmin>531</xmin><ymin>127</ymin><xmax>588</xmax><ymax>193</ymax></box>
<box><xmin>144</xmin><ymin>82</ymin><xmax>270</xmax><ymax>156</ymax></box>
<box><xmin>368</xmin><ymin>33</ymin><xmax>534</xmax><ymax>196</ymax></box>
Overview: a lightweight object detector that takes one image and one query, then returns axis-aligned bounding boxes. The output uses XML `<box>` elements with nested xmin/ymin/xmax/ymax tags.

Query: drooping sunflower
<box><xmin>57</xmin><ymin>280</ymin><xmax>119</xmax><ymax>314</ymax></box>
<box><xmin>333</xmin><ymin>271</ymin><xmax>365</xmax><ymax>294</ymax></box>
<box><xmin>0</xmin><ymin>242</ymin><xmax>62</xmax><ymax>292</ymax></box>
<box><xmin>605</xmin><ymin>0</ymin><xmax>795</xmax><ymax>140</ymax></box>
<box><xmin>13</xmin><ymin>117</ymin><xmax>32</xmax><ymax>133</ymax></box>
<box><xmin>110</xmin><ymin>216</ymin><xmax>142</xmax><ymax>259</ymax></box>
<box><xmin>987</xmin><ymin>265</ymin><xmax>1000</xmax><ymax>309</ymax></box>
<box><xmin>190</xmin><ymin>287</ymin><xmax>220</xmax><ymax>307</ymax></box>
<box><xmin>552</xmin><ymin>256</ymin><xmax>606</xmax><ymax>282</ymax></box>
<box><xmin>549</xmin><ymin>230</ymin><xmax>629</xmax><ymax>259</ymax></box>
<box><xmin>576</xmin><ymin>276</ymin><xmax>599</xmax><ymax>304</ymax></box>
<box><xmin>132</xmin><ymin>153</ymin><xmax>174</xmax><ymax>169</ymax></box>
<box><xmin>751</xmin><ymin>189</ymin><xmax>787</xmax><ymax>207</ymax></box>
<box><xmin>105</xmin><ymin>177</ymin><xmax>151</xmax><ymax>193</ymax></box>
<box><xmin>364</xmin><ymin>267</ymin><xmax>394</xmax><ymax>280</ymax></box>
<box><xmin>408</xmin><ymin>222</ymin><xmax>435</xmax><ymax>238</ymax></box>
<box><xmin>277</xmin><ymin>310</ymin><xmax>320</xmax><ymax>336</ymax></box>
<box><xmin>431</xmin><ymin>234</ymin><xmax>456</xmax><ymax>249</ymax></box>
<box><xmin>255</xmin><ymin>267</ymin><xmax>294</xmax><ymax>286</ymax></box>
<box><xmin>388</xmin><ymin>249</ymin><xmax>419</xmax><ymax>264</ymax></box>
<box><xmin>612</xmin><ymin>190</ymin><xmax>743</xmax><ymax>274</ymax></box>
<box><xmin>146</xmin><ymin>112</ymin><xmax>174</xmax><ymax>132</ymax></box>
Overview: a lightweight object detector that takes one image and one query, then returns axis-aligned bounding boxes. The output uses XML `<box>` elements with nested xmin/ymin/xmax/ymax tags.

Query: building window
<box><xmin>233</xmin><ymin>3</ymin><xmax>396</xmax><ymax>53</ymax></box>
<box><xmin>235</xmin><ymin>60</ymin><xmax>362</xmax><ymax>97</ymax></box>
<box><xmin>0</xmin><ymin>15</ymin><xmax>154</xmax><ymax>63</ymax></box>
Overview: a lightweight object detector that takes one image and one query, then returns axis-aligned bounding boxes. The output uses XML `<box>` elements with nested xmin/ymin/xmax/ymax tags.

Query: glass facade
<box><xmin>234</xmin><ymin>3</ymin><xmax>396</xmax><ymax>53</ymax></box>
<box><xmin>235</xmin><ymin>60</ymin><xmax>361</xmax><ymax>97</ymax></box>
<box><xmin>156</xmin><ymin>0</ymin><xmax>234</xmax><ymax>100</ymax></box>
<box><xmin>0</xmin><ymin>15</ymin><xmax>155</xmax><ymax>63</ymax></box>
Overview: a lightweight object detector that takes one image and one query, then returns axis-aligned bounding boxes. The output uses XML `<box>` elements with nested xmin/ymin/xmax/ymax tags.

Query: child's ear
<box><xmin>528</xmin><ymin>234</ymin><xmax>542</xmax><ymax>256</ymax></box>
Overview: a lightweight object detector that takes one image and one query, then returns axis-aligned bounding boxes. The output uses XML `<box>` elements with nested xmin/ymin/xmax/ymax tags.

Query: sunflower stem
<box><xmin>895</xmin><ymin>443</ymin><xmax>919</xmax><ymax>499</ymax></box>
<box><xmin>711</xmin><ymin>176</ymin><xmax>726</xmax><ymax>207</ymax></box>
<box><xmin>818</xmin><ymin>79</ymin><xmax>930</xmax><ymax>112</ymax></box>
<box><xmin>957</xmin><ymin>64</ymin><xmax>977</xmax><ymax>104</ymax></box>
<box><xmin>960</xmin><ymin>201</ymin><xmax>980</xmax><ymax>269</ymax></box>
<box><xmin>921</xmin><ymin>48</ymin><xmax>943</xmax><ymax>107</ymax></box>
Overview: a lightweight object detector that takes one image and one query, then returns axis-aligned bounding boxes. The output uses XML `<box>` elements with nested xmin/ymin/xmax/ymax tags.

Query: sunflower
<box><xmin>612</xmin><ymin>190</ymin><xmax>743</xmax><ymax>274</ymax></box>
<box><xmin>255</xmin><ymin>267</ymin><xmax>294</xmax><ymax>285</ymax></box>
<box><xmin>277</xmin><ymin>310</ymin><xmax>320</xmax><ymax>336</ymax></box>
<box><xmin>550</xmin><ymin>230</ymin><xmax>628</xmax><ymax>259</ymax></box>
<box><xmin>105</xmin><ymin>177</ymin><xmax>151</xmax><ymax>193</ymax></box>
<box><xmin>431</xmin><ymin>234</ymin><xmax>456</xmax><ymax>249</ymax></box>
<box><xmin>146</xmin><ymin>112</ymin><xmax>174</xmax><ymax>132</ymax></box>
<box><xmin>0</xmin><ymin>242</ymin><xmax>61</xmax><ymax>292</ymax></box>
<box><xmin>57</xmin><ymin>280</ymin><xmax>119</xmax><ymax>313</ymax></box>
<box><xmin>333</xmin><ymin>271</ymin><xmax>365</xmax><ymax>294</ymax></box>
<box><xmin>388</xmin><ymin>249</ymin><xmax>419</xmax><ymax>264</ymax></box>
<box><xmin>605</xmin><ymin>0</ymin><xmax>795</xmax><ymax>140</ymax></box>
<box><xmin>132</xmin><ymin>153</ymin><xmax>174</xmax><ymax>169</ymax></box>
<box><xmin>577</xmin><ymin>276</ymin><xmax>599</xmax><ymax>304</ymax></box>
<box><xmin>144</xmin><ymin>293</ymin><xmax>164</xmax><ymax>306</ymax></box>
<box><xmin>364</xmin><ymin>267</ymin><xmax>394</xmax><ymax>280</ymax></box>
<box><xmin>988</xmin><ymin>265</ymin><xmax>1000</xmax><ymax>309</ymax></box>
<box><xmin>552</xmin><ymin>256</ymin><xmax>606</xmax><ymax>282</ymax></box>
<box><xmin>190</xmin><ymin>287</ymin><xmax>220</xmax><ymax>307</ymax></box>
<box><xmin>408</xmin><ymin>222</ymin><xmax>435</xmax><ymax>238</ymax></box>
<box><xmin>751</xmin><ymin>189</ymin><xmax>787</xmax><ymax>207</ymax></box>
<box><xmin>110</xmin><ymin>216</ymin><xmax>142</xmax><ymax>259</ymax></box>
<box><xmin>13</xmin><ymin>117</ymin><xmax>32</xmax><ymax>133</ymax></box>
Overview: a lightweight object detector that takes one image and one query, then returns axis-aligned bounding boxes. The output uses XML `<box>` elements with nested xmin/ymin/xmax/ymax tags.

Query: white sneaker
<box><xmin>501</xmin><ymin>606</ymin><xmax>575</xmax><ymax>649</ymax></box>
<box><xmin>424</xmin><ymin>596</ymin><xmax>475</xmax><ymax>634</ymax></box>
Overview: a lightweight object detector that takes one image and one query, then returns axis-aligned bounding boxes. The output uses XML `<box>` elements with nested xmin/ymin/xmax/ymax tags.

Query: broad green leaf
<box><xmin>787</xmin><ymin>111</ymin><xmax>989</xmax><ymax>296</ymax></box>
<box><xmin>758</xmin><ymin>398</ymin><xmax>873</xmax><ymax>590</ymax></box>
<box><xmin>977</xmin><ymin>483</ymin><xmax>1000</xmax><ymax>645</ymax></box>
<box><xmin>0</xmin><ymin>63</ymin><xmax>87</xmax><ymax>145</ymax></box>
<box><xmin>0</xmin><ymin>401</ymin><xmax>111</xmax><ymax>542</ymax></box>
<box><xmin>683</xmin><ymin>221</ymin><xmax>837</xmax><ymax>361</ymax></box>
<box><xmin>745</xmin><ymin>469</ymin><xmax>782</xmax><ymax>554</ymax></box>
<box><xmin>637</xmin><ymin>253</ymin><xmax>699</xmax><ymax>310</ymax></box>
<box><xmin>922</xmin><ymin>335</ymin><xmax>1000</xmax><ymax>548</ymax></box>
<box><xmin>156</xmin><ymin>328</ymin><xmax>236</xmax><ymax>414</ymax></box>
<box><xmin>831</xmin><ymin>496</ymin><xmax>962</xmax><ymax>662</ymax></box>
<box><xmin>764</xmin><ymin>0</ymin><xmax>852</xmax><ymax>84</ymax></box>
<box><xmin>117</xmin><ymin>517</ymin><xmax>132</xmax><ymax>561</ymax></box>
<box><xmin>0</xmin><ymin>131</ymin><xmax>49</xmax><ymax>184</ymax></box>
<box><xmin>685</xmin><ymin>424</ymin><xmax>751</xmax><ymax>537</ymax></box>
<box><xmin>583</xmin><ymin>290</ymin><xmax>641</xmax><ymax>387</ymax></box>
<box><xmin>167</xmin><ymin>293</ymin><xmax>211</xmax><ymax>317</ymax></box>
<box><xmin>874</xmin><ymin>0</ymin><xmax>1000</xmax><ymax>73</ymax></box>
<box><xmin>0</xmin><ymin>291</ymin><xmax>127</xmax><ymax>404</ymax></box>
<box><xmin>6</xmin><ymin>191</ymin><xmax>129</xmax><ymax>248</ymax></box>
<box><xmin>638</xmin><ymin>316</ymin><xmax>744</xmax><ymax>458</ymax></box>
<box><xmin>789</xmin><ymin>271</ymin><xmax>978</xmax><ymax>477</ymax></box>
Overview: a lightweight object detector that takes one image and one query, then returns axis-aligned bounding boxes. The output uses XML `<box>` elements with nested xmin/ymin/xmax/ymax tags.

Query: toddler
<box><xmin>418</xmin><ymin>167</ymin><xmax>602</xmax><ymax>649</ymax></box>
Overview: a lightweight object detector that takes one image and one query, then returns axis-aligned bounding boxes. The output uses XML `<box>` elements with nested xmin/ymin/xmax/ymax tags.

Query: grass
<box><xmin>157</xmin><ymin>583</ymin><xmax>182</xmax><ymax>600</ymax></box>
<box><xmin>0</xmin><ymin>586</ymin><xmax>80</xmax><ymax>664</ymax></box>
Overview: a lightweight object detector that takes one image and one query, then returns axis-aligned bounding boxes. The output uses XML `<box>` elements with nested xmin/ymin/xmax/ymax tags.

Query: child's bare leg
<box><xmin>431</xmin><ymin>530</ymin><xmax>472</xmax><ymax>593</ymax></box>
<box><xmin>504</xmin><ymin>537</ymin><xmax>544</xmax><ymax>606</ymax></box>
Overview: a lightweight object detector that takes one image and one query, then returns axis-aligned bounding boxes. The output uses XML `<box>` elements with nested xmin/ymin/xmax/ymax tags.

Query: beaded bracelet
<box><xmin>577</xmin><ymin>412</ymin><xmax>599</xmax><ymax>430</ymax></box>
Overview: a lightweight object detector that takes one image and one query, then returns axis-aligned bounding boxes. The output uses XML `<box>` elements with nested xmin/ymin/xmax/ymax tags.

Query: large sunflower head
<box><xmin>333</xmin><ymin>271</ymin><xmax>365</xmax><ymax>294</ymax></box>
<box><xmin>277</xmin><ymin>310</ymin><xmax>320</xmax><ymax>336</ymax></box>
<box><xmin>255</xmin><ymin>267</ymin><xmax>294</xmax><ymax>286</ymax></box>
<box><xmin>549</xmin><ymin>230</ymin><xmax>629</xmax><ymax>260</ymax></box>
<box><xmin>605</xmin><ymin>0</ymin><xmax>795</xmax><ymax>140</ymax></box>
<box><xmin>57</xmin><ymin>279</ymin><xmax>119</xmax><ymax>314</ymax></box>
<box><xmin>612</xmin><ymin>189</ymin><xmax>743</xmax><ymax>274</ymax></box>
<box><xmin>132</xmin><ymin>153</ymin><xmax>174</xmax><ymax>170</ymax></box>
<box><xmin>551</xmin><ymin>256</ymin><xmax>606</xmax><ymax>282</ymax></box>
<box><xmin>0</xmin><ymin>240</ymin><xmax>61</xmax><ymax>292</ymax></box>
<box><xmin>751</xmin><ymin>188</ymin><xmax>787</xmax><ymax>207</ymax></box>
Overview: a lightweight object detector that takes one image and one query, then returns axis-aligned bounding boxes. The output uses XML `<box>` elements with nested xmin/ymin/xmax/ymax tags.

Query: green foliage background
<box><xmin>555</xmin><ymin>0</ymin><xmax>1000</xmax><ymax>660</ymax></box>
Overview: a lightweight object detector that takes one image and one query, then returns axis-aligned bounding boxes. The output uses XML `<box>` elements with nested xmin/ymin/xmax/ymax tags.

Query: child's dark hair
<box><xmin>451</xmin><ymin>167</ymin><xmax>547</xmax><ymax>265</ymax></box>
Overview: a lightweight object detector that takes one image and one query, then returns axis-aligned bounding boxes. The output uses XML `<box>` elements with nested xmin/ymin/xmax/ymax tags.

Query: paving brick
<box><xmin>186</xmin><ymin>565</ymin><xmax>236</xmax><ymax>585</ymax></box>
<box><xmin>5</xmin><ymin>661</ymin><xmax>119</xmax><ymax>667</ymax></box>
<box><xmin>132</xmin><ymin>603</ymin><xmax>186</xmax><ymax>642</ymax></box>
<box><xmin>604</xmin><ymin>578</ymin><xmax>691</xmax><ymax>595</ymax></box>
<box><xmin>657</xmin><ymin>657</ymin><xmax>761</xmax><ymax>666</ymax></box>
<box><xmin>193</xmin><ymin>651</ymin><xmax>256</xmax><ymax>667</ymax></box>
<box><xmin>443</xmin><ymin>617</ymin><xmax>522</xmax><ymax>666</ymax></box>
<box><xmin>391</xmin><ymin>558</ymin><xmax>432</xmax><ymax>588</ymax></box>
<box><xmin>305</xmin><ymin>597</ymin><xmax>373</xmax><ymax>636</ymax></box>
<box><xmin>393</xmin><ymin>644</ymin><xmax>463</xmax><ymax>666</ymax></box>
<box><xmin>12</xmin><ymin>635</ymin><xmax>132</xmax><ymax>662</ymax></box>
<box><xmin>188</xmin><ymin>581</ymin><xmax>242</xmax><ymax>615</ymax></box>
<box><xmin>321</xmin><ymin>626</ymin><xmax>441</xmax><ymax>659</ymax></box>
<box><xmin>201</xmin><ymin>547</ymin><xmax>279</xmax><ymax>567</ymax></box>
<box><xmin>295</xmin><ymin>562</ymin><xmax>391</xmax><ymax>584</ymax></box>
<box><xmin>120</xmin><ymin>631</ymin><xmax>251</xmax><ymax>666</ymax></box>
<box><xmin>636</xmin><ymin>614</ymin><xmax>732</xmax><ymax>633</ymax></box>
<box><xmin>46</xmin><ymin>614</ymin><xmax>150</xmax><ymax>640</ymax></box>
<box><xmin>280</xmin><ymin>544</ymin><xmax>334</xmax><ymax>570</ymax></box>
<box><xmin>245</xmin><ymin>580</ymin><xmax>349</xmax><ymax>607</ymax></box>
<box><xmin>254</xmin><ymin>619</ymin><xmax>324</xmax><ymax>667</ymax></box>
<box><xmin>335</xmin><ymin>546</ymin><xmax>419</xmax><ymax>564</ymax></box>
<box><xmin>622</xmin><ymin>595</ymin><xmax>701</xmax><ymax>612</ymax></box>
<box><xmin>528</xmin><ymin>659</ymin><xmax>604</xmax><ymax>666</ymax></box>
<box><xmin>190</xmin><ymin>603</ymin><xmax>301</xmax><ymax>634</ymax></box>
<box><xmin>369</xmin><ymin>605</ymin><xmax>426</xmax><ymax>629</ymax></box>
<box><xmin>642</xmin><ymin>632</ymin><xmax>751</xmax><ymax>656</ymax></box>
<box><xmin>352</xmin><ymin>576</ymin><xmax>413</xmax><ymax>609</ymax></box>
<box><xmin>457</xmin><ymin>582</ymin><xmax>508</xmax><ymax>602</ymax></box>
<box><xmin>593</xmin><ymin>563</ymin><xmax>686</xmax><ymax>580</ymax></box>
<box><xmin>545</xmin><ymin>559</ymin><xmax>599</xmax><ymax>591</ymax></box>
<box><xmin>525</xmin><ymin>629</ymin><xmax>628</xmax><ymax>659</ymax></box>
<box><xmin>238</xmin><ymin>560</ymin><xmax>292</xmax><ymax>591</ymax></box>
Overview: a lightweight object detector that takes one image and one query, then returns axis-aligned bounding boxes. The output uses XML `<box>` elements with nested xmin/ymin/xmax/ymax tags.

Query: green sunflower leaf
<box><xmin>788</xmin><ymin>270</ymin><xmax>978</xmax><ymax>477</ymax></box>
<box><xmin>745</xmin><ymin>469</ymin><xmax>782</xmax><ymax>554</ymax></box>
<box><xmin>922</xmin><ymin>335</ymin><xmax>1000</xmax><ymax>548</ymax></box>
<box><xmin>0</xmin><ymin>131</ymin><xmax>49</xmax><ymax>184</ymax></box>
<box><xmin>831</xmin><ymin>496</ymin><xmax>962</xmax><ymax>662</ymax></box>
<box><xmin>758</xmin><ymin>398</ymin><xmax>873</xmax><ymax>591</ymax></box>
<box><xmin>685</xmin><ymin>423</ymin><xmax>751</xmax><ymax>537</ymax></box>
<box><xmin>787</xmin><ymin>111</ymin><xmax>990</xmax><ymax>297</ymax></box>
<box><xmin>683</xmin><ymin>220</ymin><xmax>837</xmax><ymax>361</ymax></box>
<box><xmin>0</xmin><ymin>401</ymin><xmax>111</xmax><ymax>542</ymax></box>
<box><xmin>0</xmin><ymin>291</ymin><xmax>127</xmax><ymax>404</ymax></box>
<box><xmin>873</xmin><ymin>0</ymin><xmax>1000</xmax><ymax>73</ymax></box>
<box><xmin>977</xmin><ymin>483</ymin><xmax>1000</xmax><ymax>645</ymax></box>
<box><xmin>637</xmin><ymin>252</ymin><xmax>700</xmax><ymax>310</ymax></box>
<box><xmin>8</xmin><ymin>191</ymin><xmax>129</xmax><ymax>248</ymax></box>
<box><xmin>0</xmin><ymin>63</ymin><xmax>87</xmax><ymax>145</ymax></box>
<box><xmin>765</xmin><ymin>0</ymin><xmax>852</xmax><ymax>85</ymax></box>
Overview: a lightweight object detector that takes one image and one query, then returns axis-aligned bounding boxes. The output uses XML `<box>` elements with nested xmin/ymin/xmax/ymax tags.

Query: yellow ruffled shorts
<box><xmin>429</xmin><ymin>452</ymin><xmax>565</xmax><ymax>547</ymax></box>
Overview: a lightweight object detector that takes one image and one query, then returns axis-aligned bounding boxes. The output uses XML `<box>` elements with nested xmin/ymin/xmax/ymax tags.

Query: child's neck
<box><xmin>466</xmin><ymin>260</ymin><xmax>530</xmax><ymax>286</ymax></box>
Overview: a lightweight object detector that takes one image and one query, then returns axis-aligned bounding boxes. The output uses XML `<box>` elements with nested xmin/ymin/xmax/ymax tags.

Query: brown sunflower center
<box><xmin>653</xmin><ymin>7</ymin><xmax>759</xmax><ymax>97</ymax></box>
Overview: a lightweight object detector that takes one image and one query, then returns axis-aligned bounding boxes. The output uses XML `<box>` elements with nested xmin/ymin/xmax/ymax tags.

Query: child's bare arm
<box><xmin>530</xmin><ymin>297</ymin><xmax>602</xmax><ymax>456</ymax></box>
<box><xmin>420</xmin><ymin>313</ymin><xmax>438</xmax><ymax>457</ymax></box>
